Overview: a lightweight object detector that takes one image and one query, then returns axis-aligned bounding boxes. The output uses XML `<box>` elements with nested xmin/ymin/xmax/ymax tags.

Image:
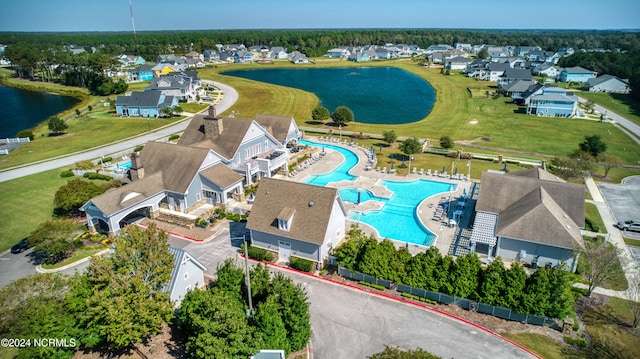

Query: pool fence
<box><xmin>337</xmin><ymin>265</ymin><xmax>560</xmax><ymax>330</ymax></box>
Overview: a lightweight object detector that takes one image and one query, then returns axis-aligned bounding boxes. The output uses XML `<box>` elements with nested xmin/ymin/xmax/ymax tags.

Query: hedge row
<box><xmin>358</xmin><ymin>281</ymin><xmax>385</xmax><ymax>291</ymax></box>
<box><xmin>290</xmin><ymin>257</ymin><xmax>314</xmax><ymax>272</ymax></box>
<box><xmin>83</xmin><ymin>172</ymin><xmax>112</xmax><ymax>181</ymax></box>
<box><xmin>243</xmin><ymin>243</ymin><xmax>274</xmax><ymax>262</ymax></box>
<box><xmin>401</xmin><ymin>292</ymin><xmax>438</xmax><ymax>305</ymax></box>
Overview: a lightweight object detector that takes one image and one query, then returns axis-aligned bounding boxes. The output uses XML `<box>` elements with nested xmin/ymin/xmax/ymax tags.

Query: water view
<box><xmin>222</xmin><ymin>67</ymin><xmax>435</xmax><ymax>124</ymax></box>
<box><xmin>0</xmin><ymin>84</ymin><xmax>80</xmax><ymax>138</ymax></box>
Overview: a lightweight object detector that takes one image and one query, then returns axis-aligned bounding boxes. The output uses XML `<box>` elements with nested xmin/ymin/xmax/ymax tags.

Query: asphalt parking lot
<box><xmin>597</xmin><ymin>176</ymin><xmax>640</xmax><ymax>227</ymax></box>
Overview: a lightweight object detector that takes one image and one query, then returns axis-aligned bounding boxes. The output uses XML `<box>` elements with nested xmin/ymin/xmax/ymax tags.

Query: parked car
<box><xmin>10</xmin><ymin>239</ymin><xmax>30</xmax><ymax>254</ymax></box>
<box><xmin>615</xmin><ymin>220</ymin><xmax>640</xmax><ymax>232</ymax></box>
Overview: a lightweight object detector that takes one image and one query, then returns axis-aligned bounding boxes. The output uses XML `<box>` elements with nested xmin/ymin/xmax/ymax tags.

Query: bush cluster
<box><xmin>584</xmin><ymin>218</ymin><xmax>600</xmax><ymax>233</ymax></box>
<box><xmin>83</xmin><ymin>172</ymin><xmax>112</xmax><ymax>181</ymax></box>
<box><xmin>133</xmin><ymin>145</ymin><xmax>144</xmax><ymax>152</ymax></box>
<box><xmin>101</xmin><ymin>156</ymin><xmax>113</xmax><ymax>163</ymax></box>
<box><xmin>60</xmin><ymin>170</ymin><xmax>74</xmax><ymax>178</ymax></box>
<box><xmin>564</xmin><ymin>336</ymin><xmax>587</xmax><ymax>348</ymax></box>
<box><xmin>243</xmin><ymin>243</ymin><xmax>274</xmax><ymax>262</ymax></box>
<box><xmin>401</xmin><ymin>292</ymin><xmax>438</xmax><ymax>305</ymax></box>
<box><xmin>168</xmin><ymin>134</ymin><xmax>180</xmax><ymax>141</ymax></box>
<box><xmin>333</xmin><ymin>227</ymin><xmax>575</xmax><ymax>319</ymax></box>
<box><xmin>290</xmin><ymin>257</ymin><xmax>314</xmax><ymax>272</ymax></box>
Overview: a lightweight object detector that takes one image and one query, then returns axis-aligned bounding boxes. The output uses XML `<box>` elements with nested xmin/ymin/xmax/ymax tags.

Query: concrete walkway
<box><xmin>0</xmin><ymin>81</ymin><xmax>238</xmax><ymax>183</ymax></box>
<box><xmin>584</xmin><ymin>176</ymin><xmax>640</xmax><ymax>301</ymax></box>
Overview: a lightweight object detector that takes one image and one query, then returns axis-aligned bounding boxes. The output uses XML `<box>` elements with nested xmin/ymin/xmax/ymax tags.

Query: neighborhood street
<box><xmin>0</xmin><ymin>81</ymin><xmax>238</xmax><ymax>183</ymax></box>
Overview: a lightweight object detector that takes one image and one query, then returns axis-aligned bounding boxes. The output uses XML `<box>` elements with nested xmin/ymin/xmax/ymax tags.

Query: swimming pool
<box><xmin>299</xmin><ymin>139</ymin><xmax>358</xmax><ymax>186</ymax></box>
<box><xmin>302</xmin><ymin>140</ymin><xmax>454</xmax><ymax>246</ymax></box>
<box><xmin>115</xmin><ymin>161</ymin><xmax>132</xmax><ymax>170</ymax></box>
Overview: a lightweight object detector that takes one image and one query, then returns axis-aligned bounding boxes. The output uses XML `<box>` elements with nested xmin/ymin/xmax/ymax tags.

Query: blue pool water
<box><xmin>115</xmin><ymin>161</ymin><xmax>132</xmax><ymax>170</ymax></box>
<box><xmin>299</xmin><ymin>139</ymin><xmax>358</xmax><ymax>186</ymax></box>
<box><xmin>302</xmin><ymin>140</ymin><xmax>455</xmax><ymax>246</ymax></box>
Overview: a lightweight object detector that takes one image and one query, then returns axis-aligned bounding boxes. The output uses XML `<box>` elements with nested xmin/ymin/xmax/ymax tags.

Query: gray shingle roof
<box><xmin>254</xmin><ymin>114</ymin><xmax>295</xmax><ymax>144</ymax></box>
<box><xmin>563</xmin><ymin>66</ymin><xmax>596</xmax><ymax>74</ymax></box>
<box><xmin>476</xmin><ymin>170</ymin><xmax>585</xmax><ymax>249</ymax></box>
<box><xmin>500</xmin><ymin>68</ymin><xmax>532</xmax><ymax>80</ymax></box>
<box><xmin>246</xmin><ymin>178</ymin><xmax>345</xmax><ymax>245</ymax></box>
<box><xmin>585</xmin><ymin>74</ymin><xmax>629</xmax><ymax>87</ymax></box>
<box><xmin>88</xmin><ymin>172</ymin><xmax>165</xmax><ymax>216</ymax></box>
<box><xmin>116</xmin><ymin>91</ymin><xmax>163</xmax><ymax>107</ymax></box>
<box><xmin>199</xmin><ymin>163</ymin><xmax>243</xmax><ymax>188</ymax></box>
<box><xmin>178</xmin><ymin>114</ymin><xmax>254</xmax><ymax>160</ymax></box>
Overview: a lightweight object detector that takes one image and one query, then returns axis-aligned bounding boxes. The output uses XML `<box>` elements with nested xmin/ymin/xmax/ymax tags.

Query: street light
<box><xmin>439</xmin><ymin>225</ymin><xmax>444</xmax><ymax>255</ymax></box>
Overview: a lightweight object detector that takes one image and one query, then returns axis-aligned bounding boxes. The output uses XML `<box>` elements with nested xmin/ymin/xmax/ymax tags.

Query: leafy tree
<box><xmin>54</xmin><ymin>178</ymin><xmax>105</xmax><ymax>217</ymax></box>
<box><xmin>47</xmin><ymin>116</ymin><xmax>68</xmax><ymax>133</ymax></box>
<box><xmin>161</xmin><ymin>106</ymin><xmax>174</xmax><ymax>117</ymax></box>
<box><xmin>357</xmin><ymin>238</ymin><xmax>403</xmax><ymax>282</ymax></box>
<box><xmin>583</xmin><ymin>100</ymin><xmax>595</xmax><ymax>114</ymax></box>
<box><xmin>449</xmin><ymin>252</ymin><xmax>482</xmax><ymax>300</ymax></box>
<box><xmin>369</xmin><ymin>345</ymin><xmax>442</xmax><ymax>359</ymax></box>
<box><xmin>398</xmin><ymin>137</ymin><xmax>422</xmax><ymax>160</ymax></box>
<box><xmin>28</xmin><ymin>219</ymin><xmax>84</xmax><ymax>264</ymax></box>
<box><xmin>173</xmin><ymin>105</ymin><xmax>184</xmax><ymax>114</ymax></box>
<box><xmin>522</xmin><ymin>267</ymin><xmax>551</xmax><ymax>315</ymax></box>
<box><xmin>382</xmin><ymin>130</ymin><xmax>397</xmax><ymax>146</ymax></box>
<box><xmin>501</xmin><ymin>262</ymin><xmax>527</xmax><ymax>312</ymax></box>
<box><xmin>113</xmin><ymin>79</ymin><xmax>128</xmax><ymax>94</ymax></box>
<box><xmin>311</xmin><ymin>104</ymin><xmax>330</xmax><ymax>121</ymax></box>
<box><xmin>84</xmin><ymin>223</ymin><xmax>174</xmax><ymax>349</ymax></box>
<box><xmin>597</xmin><ymin>152</ymin><xmax>621</xmax><ymax>178</ymax></box>
<box><xmin>477</xmin><ymin>49</ymin><xmax>489</xmax><ymax>60</ymax></box>
<box><xmin>579</xmin><ymin>134</ymin><xmax>607</xmax><ymax>158</ymax></box>
<box><xmin>75</xmin><ymin>109</ymin><xmax>81</xmax><ymax>117</ymax></box>
<box><xmin>580</xmin><ymin>236</ymin><xmax>620</xmax><ymax>297</ymax></box>
<box><xmin>331</xmin><ymin>105</ymin><xmax>354</xmax><ymax>126</ymax></box>
<box><xmin>215</xmin><ymin>258</ymin><xmax>246</xmax><ymax>296</ymax></box>
<box><xmin>546</xmin><ymin>264</ymin><xmax>574</xmax><ymax>319</ymax></box>
<box><xmin>436</xmin><ymin>255</ymin><xmax>455</xmax><ymax>294</ymax></box>
<box><xmin>254</xmin><ymin>295</ymin><xmax>290</xmax><ymax>355</ymax></box>
<box><xmin>179</xmin><ymin>288</ymin><xmax>259</xmax><ymax>359</ymax></box>
<box><xmin>16</xmin><ymin>129</ymin><xmax>34</xmax><ymax>140</ymax></box>
<box><xmin>550</xmin><ymin>154</ymin><xmax>596</xmax><ymax>180</ymax></box>
<box><xmin>439</xmin><ymin>135</ymin><xmax>454</xmax><ymax>149</ymax></box>
<box><xmin>479</xmin><ymin>258</ymin><xmax>507</xmax><ymax>306</ymax></box>
<box><xmin>270</xmin><ymin>273</ymin><xmax>311</xmax><ymax>352</ymax></box>
<box><xmin>87</xmin><ymin>105</ymin><xmax>93</xmax><ymax>112</ymax></box>
<box><xmin>248</xmin><ymin>263</ymin><xmax>272</xmax><ymax>305</ymax></box>
<box><xmin>402</xmin><ymin>247</ymin><xmax>441</xmax><ymax>291</ymax></box>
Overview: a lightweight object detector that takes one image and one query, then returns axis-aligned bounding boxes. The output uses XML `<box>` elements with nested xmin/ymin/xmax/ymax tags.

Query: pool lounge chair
<box><xmin>418</xmin><ymin>168</ymin><xmax>424</xmax><ymax>175</ymax></box>
<box><xmin>382</xmin><ymin>167</ymin><xmax>387</xmax><ymax>173</ymax></box>
<box><xmin>427</xmin><ymin>169</ymin><xmax>432</xmax><ymax>176</ymax></box>
<box><xmin>433</xmin><ymin>170</ymin><xmax>438</xmax><ymax>176</ymax></box>
<box><xmin>412</xmin><ymin>167</ymin><xmax>417</xmax><ymax>174</ymax></box>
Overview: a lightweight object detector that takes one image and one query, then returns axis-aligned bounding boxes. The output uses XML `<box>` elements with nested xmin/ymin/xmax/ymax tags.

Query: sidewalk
<box><xmin>584</xmin><ymin>177</ymin><xmax>640</xmax><ymax>301</ymax></box>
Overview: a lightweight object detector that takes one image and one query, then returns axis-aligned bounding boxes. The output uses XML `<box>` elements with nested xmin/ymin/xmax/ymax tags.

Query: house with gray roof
<box><xmin>269</xmin><ymin>47</ymin><xmax>288</xmax><ymax>60</ymax></box>
<box><xmin>445</xmin><ymin>56</ymin><xmax>473</xmax><ymax>70</ymax></box>
<box><xmin>501</xmin><ymin>79</ymin><xmax>537</xmax><ymax>100</ymax></box>
<box><xmin>247</xmin><ymin>178</ymin><xmax>348</xmax><ymax>265</ymax></box>
<box><xmin>115</xmin><ymin>91</ymin><xmax>178</xmax><ymax>117</ymax></box>
<box><xmin>584</xmin><ymin>74</ymin><xmax>630</xmax><ymax>94</ymax></box>
<box><xmin>559</xmin><ymin>66</ymin><xmax>597</xmax><ymax>83</ymax></box>
<box><xmin>166</xmin><ymin>247</ymin><xmax>207</xmax><ymax>304</ymax></box>
<box><xmin>178</xmin><ymin>106</ymin><xmax>299</xmax><ymax>185</ymax></box>
<box><xmin>145</xmin><ymin>71</ymin><xmax>200</xmax><ymax>101</ymax></box>
<box><xmin>469</xmin><ymin>168</ymin><xmax>585</xmax><ymax>271</ymax></box>
<box><xmin>481</xmin><ymin>62</ymin><xmax>511</xmax><ymax>82</ymax></box>
<box><xmin>526</xmin><ymin>87</ymin><xmax>578</xmax><ymax>117</ymax></box>
<box><xmin>498</xmin><ymin>68</ymin><xmax>533</xmax><ymax>88</ymax></box>
<box><xmin>81</xmin><ymin>140</ymin><xmax>244</xmax><ymax>234</ymax></box>
<box><xmin>289</xmin><ymin>51</ymin><xmax>309</xmax><ymax>64</ymax></box>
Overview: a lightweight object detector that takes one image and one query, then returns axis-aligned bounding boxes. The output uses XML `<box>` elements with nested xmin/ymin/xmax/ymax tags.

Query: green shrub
<box><xmin>83</xmin><ymin>172</ymin><xmax>112</xmax><ymax>181</ymax></box>
<box><xmin>584</xmin><ymin>218</ymin><xmax>600</xmax><ymax>233</ymax></box>
<box><xmin>17</xmin><ymin>129</ymin><xmax>35</xmax><ymax>140</ymax></box>
<box><xmin>168</xmin><ymin>134</ymin><xmax>180</xmax><ymax>141</ymax></box>
<box><xmin>60</xmin><ymin>170</ymin><xmax>74</xmax><ymax>178</ymax></box>
<box><xmin>134</xmin><ymin>145</ymin><xmax>144</xmax><ymax>152</ymax></box>
<box><xmin>194</xmin><ymin>218</ymin><xmax>208</xmax><ymax>228</ymax></box>
<box><xmin>358</xmin><ymin>281</ymin><xmax>385</xmax><ymax>291</ymax></box>
<box><xmin>264</xmin><ymin>251</ymin><xmax>274</xmax><ymax>262</ymax></box>
<box><xmin>226</xmin><ymin>213</ymin><xmax>241</xmax><ymax>222</ymax></box>
<box><xmin>243</xmin><ymin>244</ymin><xmax>268</xmax><ymax>261</ymax></box>
<box><xmin>290</xmin><ymin>257</ymin><xmax>314</xmax><ymax>272</ymax></box>
<box><xmin>101</xmin><ymin>156</ymin><xmax>113</xmax><ymax>163</ymax></box>
<box><xmin>563</xmin><ymin>336</ymin><xmax>587</xmax><ymax>348</ymax></box>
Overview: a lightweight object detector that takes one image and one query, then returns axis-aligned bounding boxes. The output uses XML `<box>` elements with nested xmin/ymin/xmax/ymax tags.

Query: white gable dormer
<box><xmin>277</xmin><ymin>207</ymin><xmax>295</xmax><ymax>232</ymax></box>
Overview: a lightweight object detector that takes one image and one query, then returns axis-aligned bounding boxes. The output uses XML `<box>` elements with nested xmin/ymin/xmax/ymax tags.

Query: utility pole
<box><xmin>243</xmin><ymin>239</ymin><xmax>254</xmax><ymax>317</ymax></box>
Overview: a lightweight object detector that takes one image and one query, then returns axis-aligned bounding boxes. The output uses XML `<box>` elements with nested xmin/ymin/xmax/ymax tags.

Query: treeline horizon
<box><xmin>2</xmin><ymin>28</ymin><xmax>640</xmax><ymax>59</ymax></box>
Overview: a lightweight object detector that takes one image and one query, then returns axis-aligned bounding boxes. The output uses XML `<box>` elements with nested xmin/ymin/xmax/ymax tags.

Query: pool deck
<box><xmin>275</xmin><ymin>136</ymin><xmax>475</xmax><ymax>255</ymax></box>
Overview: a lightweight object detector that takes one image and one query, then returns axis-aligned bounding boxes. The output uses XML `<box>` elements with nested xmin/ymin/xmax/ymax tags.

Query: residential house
<box><xmin>184</xmin><ymin>52</ymin><xmax>205</xmax><ymax>68</ymax></box>
<box><xmin>559</xmin><ymin>66</ymin><xmax>597</xmax><ymax>83</ymax></box>
<box><xmin>151</xmin><ymin>63</ymin><xmax>182</xmax><ymax>77</ymax></box>
<box><xmin>203</xmin><ymin>49</ymin><xmax>220</xmax><ymax>62</ymax></box>
<box><xmin>482</xmin><ymin>62</ymin><xmax>510</xmax><ymax>82</ymax></box>
<box><xmin>532</xmin><ymin>64</ymin><xmax>561</xmax><ymax>80</ymax></box>
<box><xmin>486</xmin><ymin>46</ymin><xmax>510</xmax><ymax>58</ymax></box>
<box><xmin>81</xmin><ymin>140</ymin><xmax>245</xmax><ymax>234</ymax></box>
<box><xmin>526</xmin><ymin>87</ymin><xmax>578</xmax><ymax>117</ymax></box>
<box><xmin>349</xmin><ymin>49</ymin><xmax>377</xmax><ymax>62</ymax></box>
<box><xmin>445</xmin><ymin>56</ymin><xmax>472</xmax><ymax>70</ymax></box>
<box><xmin>219</xmin><ymin>50</ymin><xmax>236</xmax><ymax>62</ymax></box>
<box><xmin>234</xmin><ymin>50</ymin><xmax>255</xmax><ymax>63</ymax></box>
<box><xmin>128</xmin><ymin>64</ymin><xmax>154</xmax><ymax>82</ymax></box>
<box><xmin>498</xmin><ymin>68</ymin><xmax>532</xmax><ymax>88</ymax></box>
<box><xmin>145</xmin><ymin>72</ymin><xmax>199</xmax><ymax>102</ymax></box>
<box><xmin>247</xmin><ymin>178</ymin><xmax>348</xmax><ymax>265</ymax></box>
<box><xmin>513</xmin><ymin>46</ymin><xmax>541</xmax><ymax>57</ymax></box>
<box><xmin>156</xmin><ymin>54</ymin><xmax>188</xmax><ymax>67</ymax></box>
<box><xmin>454</xmin><ymin>43</ymin><xmax>472</xmax><ymax>52</ymax></box>
<box><xmin>178</xmin><ymin>106</ymin><xmax>299</xmax><ymax>185</ymax></box>
<box><xmin>166</xmin><ymin>247</ymin><xmax>207</xmax><ymax>304</ymax></box>
<box><xmin>425</xmin><ymin>44</ymin><xmax>453</xmax><ymax>54</ymax></box>
<box><xmin>289</xmin><ymin>51</ymin><xmax>309</xmax><ymax>64</ymax></box>
<box><xmin>269</xmin><ymin>47</ymin><xmax>288</xmax><ymax>60</ymax></box>
<box><xmin>520</xmin><ymin>83</ymin><xmax>545</xmax><ymax>105</ymax></box>
<box><xmin>326</xmin><ymin>48</ymin><xmax>350</xmax><ymax>58</ymax></box>
<box><xmin>501</xmin><ymin>79</ymin><xmax>537</xmax><ymax>100</ymax></box>
<box><xmin>584</xmin><ymin>74</ymin><xmax>630</xmax><ymax>94</ymax></box>
<box><xmin>118</xmin><ymin>54</ymin><xmax>146</xmax><ymax>67</ymax></box>
<box><xmin>375</xmin><ymin>47</ymin><xmax>397</xmax><ymax>59</ymax></box>
<box><xmin>469</xmin><ymin>168</ymin><xmax>585</xmax><ymax>271</ymax></box>
<box><xmin>115</xmin><ymin>91</ymin><xmax>178</xmax><ymax>117</ymax></box>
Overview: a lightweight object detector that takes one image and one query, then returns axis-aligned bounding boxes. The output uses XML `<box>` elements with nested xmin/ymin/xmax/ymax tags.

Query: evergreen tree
<box><xmin>449</xmin><ymin>253</ymin><xmax>482</xmax><ymax>300</ymax></box>
<box><xmin>478</xmin><ymin>258</ymin><xmax>506</xmax><ymax>306</ymax></box>
<box><xmin>254</xmin><ymin>295</ymin><xmax>290</xmax><ymax>354</ymax></box>
<box><xmin>522</xmin><ymin>267</ymin><xmax>551</xmax><ymax>316</ymax></box>
<box><xmin>270</xmin><ymin>273</ymin><xmax>311</xmax><ymax>352</ymax></box>
<box><xmin>502</xmin><ymin>262</ymin><xmax>527</xmax><ymax>312</ymax></box>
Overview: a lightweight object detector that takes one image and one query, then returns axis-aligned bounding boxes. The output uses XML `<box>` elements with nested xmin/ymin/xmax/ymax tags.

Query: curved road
<box><xmin>577</xmin><ymin>96</ymin><xmax>640</xmax><ymax>145</ymax></box>
<box><xmin>0</xmin><ymin>81</ymin><xmax>238</xmax><ymax>183</ymax></box>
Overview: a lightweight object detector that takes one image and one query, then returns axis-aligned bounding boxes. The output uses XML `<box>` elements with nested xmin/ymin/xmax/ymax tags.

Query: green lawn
<box><xmin>501</xmin><ymin>333</ymin><xmax>581</xmax><ymax>359</ymax></box>
<box><xmin>0</xmin><ymin>168</ymin><xmax>74</xmax><ymax>251</ymax></box>
<box><xmin>585</xmin><ymin>203</ymin><xmax>608</xmax><ymax>234</ymax></box>
<box><xmin>203</xmin><ymin>61</ymin><xmax>640</xmax><ymax>166</ymax></box>
<box><xmin>578</xmin><ymin>91</ymin><xmax>640</xmax><ymax>127</ymax></box>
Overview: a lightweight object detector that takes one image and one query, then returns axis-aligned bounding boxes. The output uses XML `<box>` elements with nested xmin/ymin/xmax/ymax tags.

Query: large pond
<box><xmin>0</xmin><ymin>84</ymin><xmax>80</xmax><ymax>137</ymax></box>
<box><xmin>222</xmin><ymin>67</ymin><xmax>435</xmax><ymax>125</ymax></box>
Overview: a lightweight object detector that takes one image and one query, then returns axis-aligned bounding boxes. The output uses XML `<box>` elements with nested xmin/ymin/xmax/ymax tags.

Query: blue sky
<box><xmin>1</xmin><ymin>0</ymin><xmax>639</xmax><ymax>32</ymax></box>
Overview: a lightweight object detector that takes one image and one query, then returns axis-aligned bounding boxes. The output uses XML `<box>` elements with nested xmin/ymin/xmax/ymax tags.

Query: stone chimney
<box><xmin>129</xmin><ymin>152</ymin><xmax>145</xmax><ymax>181</ymax></box>
<box><xmin>203</xmin><ymin>105</ymin><xmax>223</xmax><ymax>137</ymax></box>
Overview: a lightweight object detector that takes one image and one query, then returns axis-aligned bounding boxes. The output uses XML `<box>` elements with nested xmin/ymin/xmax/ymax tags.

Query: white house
<box><xmin>247</xmin><ymin>178</ymin><xmax>348</xmax><ymax>265</ymax></box>
<box><xmin>584</xmin><ymin>74</ymin><xmax>631</xmax><ymax>94</ymax></box>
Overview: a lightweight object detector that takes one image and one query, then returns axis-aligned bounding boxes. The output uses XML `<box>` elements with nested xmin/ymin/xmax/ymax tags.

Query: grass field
<box><xmin>0</xmin><ymin>168</ymin><xmax>72</xmax><ymax>251</ymax></box>
<box><xmin>585</xmin><ymin>203</ymin><xmax>608</xmax><ymax>234</ymax></box>
<box><xmin>578</xmin><ymin>91</ymin><xmax>640</xmax><ymax>127</ymax></box>
<box><xmin>203</xmin><ymin>60</ymin><xmax>640</xmax><ymax>167</ymax></box>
